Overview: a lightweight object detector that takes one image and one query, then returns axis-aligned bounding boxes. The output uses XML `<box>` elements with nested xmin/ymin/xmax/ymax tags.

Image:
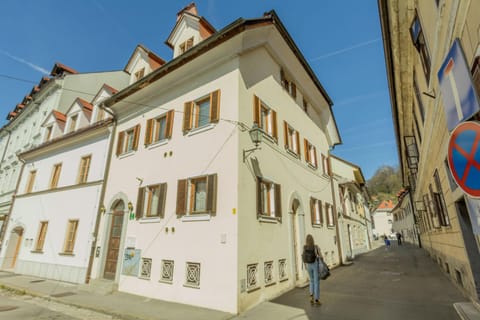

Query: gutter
<box><xmin>377</xmin><ymin>0</ymin><xmax>405</xmax><ymax>183</ymax></box>
<box><xmin>85</xmin><ymin>104</ymin><xmax>117</xmax><ymax>283</ymax></box>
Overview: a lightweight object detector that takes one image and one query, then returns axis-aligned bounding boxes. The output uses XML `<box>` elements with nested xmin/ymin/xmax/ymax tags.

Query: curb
<box><xmin>454</xmin><ymin>302</ymin><xmax>480</xmax><ymax>320</ymax></box>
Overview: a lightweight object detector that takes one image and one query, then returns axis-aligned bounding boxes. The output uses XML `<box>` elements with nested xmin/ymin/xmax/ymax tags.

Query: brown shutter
<box><xmin>256</xmin><ymin>177</ymin><xmax>262</xmax><ymax>218</ymax></box>
<box><xmin>313</xmin><ymin>146</ymin><xmax>318</xmax><ymax>168</ymax></box>
<box><xmin>291</xmin><ymin>83</ymin><xmax>297</xmax><ymax>98</ymax></box>
<box><xmin>136</xmin><ymin>187</ymin><xmax>145</xmax><ymax>219</ymax></box>
<box><xmin>166</xmin><ymin>110</ymin><xmax>174</xmax><ymax>139</ymax></box>
<box><xmin>145</xmin><ymin>119</ymin><xmax>153</xmax><ymax>145</ymax></box>
<box><xmin>253</xmin><ymin>95</ymin><xmax>260</xmax><ymax>125</ymax></box>
<box><xmin>272</xmin><ymin>110</ymin><xmax>278</xmax><ymax>140</ymax></box>
<box><xmin>183</xmin><ymin>102</ymin><xmax>193</xmax><ymax>133</ymax></box>
<box><xmin>310</xmin><ymin>197</ymin><xmax>315</xmax><ymax>225</ymax></box>
<box><xmin>320</xmin><ymin>201</ymin><xmax>324</xmax><ymax>224</ymax></box>
<box><xmin>210</xmin><ymin>90</ymin><xmax>220</xmax><ymax>123</ymax></box>
<box><xmin>158</xmin><ymin>183</ymin><xmax>167</xmax><ymax>219</ymax></box>
<box><xmin>133</xmin><ymin>124</ymin><xmax>141</xmax><ymax>150</ymax></box>
<box><xmin>206</xmin><ymin>174</ymin><xmax>217</xmax><ymax>215</ymax></box>
<box><xmin>274</xmin><ymin>183</ymin><xmax>282</xmax><ymax>221</ymax></box>
<box><xmin>295</xmin><ymin>131</ymin><xmax>301</xmax><ymax>157</ymax></box>
<box><xmin>176</xmin><ymin>179</ymin><xmax>188</xmax><ymax>217</ymax></box>
<box><xmin>280</xmin><ymin>69</ymin><xmax>286</xmax><ymax>87</ymax></box>
<box><xmin>283</xmin><ymin>121</ymin><xmax>289</xmax><ymax>149</ymax></box>
<box><xmin>116</xmin><ymin>131</ymin><xmax>124</xmax><ymax>156</ymax></box>
<box><xmin>305</xmin><ymin>139</ymin><xmax>309</xmax><ymax>162</ymax></box>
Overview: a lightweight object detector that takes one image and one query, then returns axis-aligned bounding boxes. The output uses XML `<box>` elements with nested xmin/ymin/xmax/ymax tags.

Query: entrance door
<box><xmin>2</xmin><ymin>227</ymin><xmax>23</xmax><ymax>269</ymax></box>
<box><xmin>456</xmin><ymin>199</ymin><xmax>480</xmax><ymax>299</ymax></box>
<box><xmin>290</xmin><ymin>199</ymin><xmax>302</xmax><ymax>282</ymax></box>
<box><xmin>104</xmin><ymin>202</ymin><xmax>125</xmax><ymax>280</ymax></box>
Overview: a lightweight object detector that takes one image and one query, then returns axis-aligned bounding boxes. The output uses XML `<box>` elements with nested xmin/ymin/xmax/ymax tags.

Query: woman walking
<box><xmin>302</xmin><ymin>234</ymin><xmax>322</xmax><ymax>305</ymax></box>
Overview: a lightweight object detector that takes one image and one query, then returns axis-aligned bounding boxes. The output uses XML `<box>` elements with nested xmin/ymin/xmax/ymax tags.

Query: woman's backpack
<box><xmin>302</xmin><ymin>246</ymin><xmax>317</xmax><ymax>263</ymax></box>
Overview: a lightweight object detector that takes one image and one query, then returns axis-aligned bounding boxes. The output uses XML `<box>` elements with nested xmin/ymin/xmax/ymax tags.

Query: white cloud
<box><xmin>310</xmin><ymin>38</ymin><xmax>381</xmax><ymax>61</ymax></box>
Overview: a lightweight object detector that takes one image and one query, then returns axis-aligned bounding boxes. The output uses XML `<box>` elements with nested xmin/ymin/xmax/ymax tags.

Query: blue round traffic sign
<box><xmin>448</xmin><ymin>121</ymin><xmax>480</xmax><ymax>197</ymax></box>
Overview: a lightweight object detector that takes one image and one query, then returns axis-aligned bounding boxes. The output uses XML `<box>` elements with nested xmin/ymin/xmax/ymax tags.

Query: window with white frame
<box><xmin>326</xmin><ymin>203</ymin><xmax>334</xmax><ymax>227</ymax></box>
<box><xmin>68</xmin><ymin>114</ymin><xmax>78</xmax><ymax>133</ymax></box>
<box><xmin>253</xmin><ymin>95</ymin><xmax>278</xmax><ymax>141</ymax></box>
<box><xmin>256</xmin><ymin>177</ymin><xmax>282</xmax><ymax>220</ymax></box>
<box><xmin>321</xmin><ymin>154</ymin><xmax>329</xmax><ymax>175</ymax></box>
<box><xmin>77</xmin><ymin>155</ymin><xmax>91</xmax><ymax>184</ymax></box>
<box><xmin>183</xmin><ymin>90</ymin><xmax>220</xmax><ymax>133</ymax></box>
<box><xmin>50</xmin><ymin>163</ymin><xmax>62</xmax><ymax>189</ymax></box>
<box><xmin>410</xmin><ymin>12</ymin><xmax>431</xmax><ymax>82</ymax></box>
<box><xmin>310</xmin><ymin>197</ymin><xmax>323</xmax><ymax>225</ymax></box>
<box><xmin>176</xmin><ymin>174</ymin><xmax>217</xmax><ymax>216</ymax></box>
<box><xmin>136</xmin><ymin>183</ymin><xmax>167</xmax><ymax>219</ymax></box>
<box><xmin>134</xmin><ymin>68</ymin><xmax>145</xmax><ymax>81</ymax></box>
<box><xmin>283</xmin><ymin>121</ymin><xmax>300</xmax><ymax>156</ymax></box>
<box><xmin>116</xmin><ymin>125</ymin><xmax>140</xmax><ymax>156</ymax></box>
<box><xmin>304</xmin><ymin>139</ymin><xmax>318</xmax><ymax>168</ymax></box>
<box><xmin>145</xmin><ymin>111</ymin><xmax>174</xmax><ymax>145</ymax></box>
<box><xmin>44</xmin><ymin>126</ymin><xmax>53</xmax><ymax>142</ymax></box>
<box><xmin>179</xmin><ymin>37</ymin><xmax>194</xmax><ymax>54</ymax></box>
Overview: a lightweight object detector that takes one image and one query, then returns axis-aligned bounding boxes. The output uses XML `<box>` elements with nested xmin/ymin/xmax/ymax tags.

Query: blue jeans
<box><xmin>306</xmin><ymin>260</ymin><xmax>320</xmax><ymax>300</ymax></box>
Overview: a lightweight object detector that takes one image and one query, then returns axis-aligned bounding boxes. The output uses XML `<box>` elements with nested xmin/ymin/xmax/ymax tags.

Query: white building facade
<box><xmin>89</xmin><ymin>5</ymin><xmax>342</xmax><ymax>313</ymax></box>
<box><xmin>392</xmin><ymin>189</ymin><xmax>420</xmax><ymax>246</ymax></box>
<box><xmin>372</xmin><ymin>200</ymin><xmax>395</xmax><ymax>238</ymax></box>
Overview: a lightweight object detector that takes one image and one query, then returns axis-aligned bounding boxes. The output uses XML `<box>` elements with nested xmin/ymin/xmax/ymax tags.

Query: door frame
<box><xmin>289</xmin><ymin>194</ymin><xmax>305</xmax><ymax>285</ymax></box>
<box><xmin>1</xmin><ymin>226</ymin><xmax>24</xmax><ymax>270</ymax></box>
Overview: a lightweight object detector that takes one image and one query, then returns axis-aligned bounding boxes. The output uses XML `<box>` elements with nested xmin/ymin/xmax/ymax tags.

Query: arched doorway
<box><xmin>2</xmin><ymin>227</ymin><xmax>23</xmax><ymax>270</ymax></box>
<box><xmin>290</xmin><ymin>198</ymin><xmax>305</xmax><ymax>283</ymax></box>
<box><xmin>103</xmin><ymin>200</ymin><xmax>125</xmax><ymax>280</ymax></box>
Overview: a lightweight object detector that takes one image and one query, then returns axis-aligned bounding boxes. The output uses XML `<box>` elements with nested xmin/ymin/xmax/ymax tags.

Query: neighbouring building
<box><xmin>372</xmin><ymin>200</ymin><xmax>395</xmax><ymax>238</ymax></box>
<box><xmin>392</xmin><ymin>189</ymin><xmax>420</xmax><ymax>246</ymax></box>
<box><xmin>88</xmin><ymin>4</ymin><xmax>342</xmax><ymax>313</ymax></box>
<box><xmin>379</xmin><ymin>0</ymin><xmax>480</xmax><ymax>302</ymax></box>
<box><xmin>330</xmin><ymin>155</ymin><xmax>372</xmax><ymax>260</ymax></box>
<box><xmin>0</xmin><ymin>63</ymin><xmax>128</xmax><ymax>250</ymax></box>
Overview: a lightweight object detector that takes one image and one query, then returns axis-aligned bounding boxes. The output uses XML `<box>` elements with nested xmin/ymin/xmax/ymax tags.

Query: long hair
<box><xmin>305</xmin><ymin>234</ymin><xmax>314</xmax><ymax>247</ymax></box>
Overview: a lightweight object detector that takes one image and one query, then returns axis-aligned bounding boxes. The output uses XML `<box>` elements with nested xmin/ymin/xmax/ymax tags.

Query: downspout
<box><xmin>85</xmin><ymin>104</ymin><xmax>117</xmax><ymax>283</ymax></box>
<box><xmin>328</xmin><ymin>156</ymin><xmax>343</xmax><ymax>265</ymax></box>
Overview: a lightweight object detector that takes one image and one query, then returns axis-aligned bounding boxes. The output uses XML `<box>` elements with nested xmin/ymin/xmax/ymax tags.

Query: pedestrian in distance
<box><xmin>383</xmin><ymin>234</ymin><xmax>391</xmax><ymax>250</ymax></box>
<box><xmin>302</xmin><ymin>234</ymin><xmax>322</xmax><ymax>306</ymax></box>
<box><xmin>396</xmin><ymin>232</ymin><xmax>402</xmax><ymax>246</ymax></box>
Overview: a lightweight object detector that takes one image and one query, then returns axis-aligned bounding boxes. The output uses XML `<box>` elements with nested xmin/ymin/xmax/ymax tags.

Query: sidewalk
<box><xmin>0</xmin><ymin>271</ymin><xmax>307</xmax><ymax>320</ymax></box>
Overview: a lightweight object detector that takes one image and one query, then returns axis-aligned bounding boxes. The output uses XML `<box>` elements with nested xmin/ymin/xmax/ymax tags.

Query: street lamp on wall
<box><xmin>127</xmin><ymin>201</ymin><xmax>134</xmax><ymax>212</ymax></box>
<box><xmin>243</xmin><ymin>124</ymin><xmax>263</xmax><ymax>162</ymax></box>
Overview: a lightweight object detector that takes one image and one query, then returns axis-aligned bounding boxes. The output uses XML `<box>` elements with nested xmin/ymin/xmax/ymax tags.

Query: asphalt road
<box><xmin>0</xmin><ymin>289</ymin><xmax>117</xmax><ymax>320</ymax></box>
<box><xmin>272</xmin><ymin>242</ymin><xmax>466</xmax><ymax>320</ymax></box>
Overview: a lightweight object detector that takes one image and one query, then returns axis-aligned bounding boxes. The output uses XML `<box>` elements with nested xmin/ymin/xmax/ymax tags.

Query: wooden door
<box><xmin>2</xmin><ymin>227</ymin><xmax>23</xmax><ymax>269</ymax></box>
<box><xmin>104</xmin><ymin>210</ymin><xmax>124</xmax><ymax>279</ymax></box>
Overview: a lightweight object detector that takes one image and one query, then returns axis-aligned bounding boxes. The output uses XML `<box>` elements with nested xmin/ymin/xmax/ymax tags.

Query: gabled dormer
<box><xmin>50</xmin><ymin>62</ymin><xmax>78</xmax><ymax>78</ymax></box>
<box><xmin>165</xmin><ymin>3</ymin><xmax>216</xmax><ymax>59</ymax></box>
<box><xmin>41</xmin><ymin>110</ymin><xmax>66</xmax><ymax>142</ymax></box>
<box><xmin>64</xmin><ymin>98</ymin><xmax>93</xmax><ymax>132</ymax></box>
<box><xmin>91</xmin><ymin>84</ymin><xmax>118</xmax><ymax>122</ymax></box>
<box><xmin>124</xmin><ymin>45</ymin><xmax>166</xmax><ymax>85</ymax></box>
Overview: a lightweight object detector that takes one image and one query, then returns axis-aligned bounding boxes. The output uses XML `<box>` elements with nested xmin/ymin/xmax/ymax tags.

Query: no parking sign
<box><xmin>447</xmin><ymin>121</ymin><xmax>480</xmax><ymax>198</ymax></box>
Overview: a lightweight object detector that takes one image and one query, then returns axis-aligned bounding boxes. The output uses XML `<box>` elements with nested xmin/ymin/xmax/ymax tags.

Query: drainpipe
<box><xmin>328</xmin><ymin>156</ymin><xmax>343</xmax><ymax>265</ymax></box>
<box><xmin>85</xmin><ymin>104</ymin><xmax>117</xmax><ymax>283</ymax></box>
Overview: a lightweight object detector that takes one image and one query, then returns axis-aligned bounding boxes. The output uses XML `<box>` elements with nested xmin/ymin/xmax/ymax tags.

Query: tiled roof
<box><xmin>377</xmin><ymin>200</ymin><xmax>395</xmax><ymax>210</ymax></box>
<box><xmin>52</xmin><ymin>110</ymin><xmax>67</xmax><ymax>123</ymax></box>
<box><xmin>103</xmin><ymin>83</ymin><xmax>118</xmax><ymax>94</ymax></box>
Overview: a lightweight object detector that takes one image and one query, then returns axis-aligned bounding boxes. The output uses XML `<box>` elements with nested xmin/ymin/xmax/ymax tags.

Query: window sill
<box><xmin>58</xmin><ymin>252</ymin><xmax>75</xmax><ymax>257</ymax></box>
<box><xmin>183</xmin><ymin>284</ymin><xmax>200</xmax><ymax>289</ymax></box>
<box><xmin>139</xmin><ymin>217</ymin><xmax>161</xmax><ymax>224</ymax></box>
<box><xmin>261</xmin><ymin>132</ymin><xmax>277</xmax><ymax>145</ymax></box>
<box><xmin>307</xmin><ymin>163</ymin><xmax>317</xmax><ymax>170</ymax></box>
<box><xmin>285</xmin><ymin>148</ymin><xmax>300</xmax><ymax>159</ymax></box>
<box><xmin>182</xmin><ymin>214</ymin><xmax>211</xmax><ymax>222</ymax></box>
<box><xmin>258</xmin><ymin>216</ymin><xmax>279</xmax><ymax>224</ymax></box>
<box><xmin>118</xmin><ymin>150</ymin><xmax>135</xmax><ymax>159</ymax></box>
<box><xmin>146</xmin><ymin>139</ymin><xmax>168</xmax><ymax>150</ymax></box>
<box><xmin>327</xmin><ymin>224</ymin><xmax>335</xmax><ymax>229</ymax></box>
<box><xmin>30</xmin><ymin>250</ymin><xmax>44</xmax><ymax>254</ymax></box>
<box><xmin>186</xmin><ymin>123</ymin><xmax>216</xmax><ymax>137</ymax></box>
<box><xmin>159</xmin><ymin>279</ymin><xmax>173</xmax><ymax>284</ymax></box>
<box><xmin>312</xmin><ymin>223</ymin><xmax>323</xmax><ymax>228</ymax></box>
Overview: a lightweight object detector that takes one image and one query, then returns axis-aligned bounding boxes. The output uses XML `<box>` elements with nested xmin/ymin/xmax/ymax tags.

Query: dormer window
<box><xmin>135</xmin><ymin>68</ymin><xmax>145</xmax><ymax>81</ymax></box>
<box><xmin>69</xmin><ymin>115</ymin><xmax>78</xmax><ymax>133</ymax></box>
<box><xmin>179</xmin><ymin>37</ymin><xmax>194</xmax><ymax>54</ymax></box>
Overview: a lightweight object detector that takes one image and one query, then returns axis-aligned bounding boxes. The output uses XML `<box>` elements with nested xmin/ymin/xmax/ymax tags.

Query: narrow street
<box><xmin>271</xmin><ymin>242</ymin><xmax>466</xmax><ymax>320</ymax></box>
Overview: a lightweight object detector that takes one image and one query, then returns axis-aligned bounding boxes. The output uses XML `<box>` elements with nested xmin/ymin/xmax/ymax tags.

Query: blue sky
<box><xmin>0</xmin><ymin>0</ymin><xmax>398</xmax><ymax>179</ymax></box>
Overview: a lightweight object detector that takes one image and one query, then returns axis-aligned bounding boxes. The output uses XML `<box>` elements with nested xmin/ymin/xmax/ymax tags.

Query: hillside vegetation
<box><xmin>367</xmin><ymin>165</ymin><xmax>402</xmax><ymax>208</ymax></box>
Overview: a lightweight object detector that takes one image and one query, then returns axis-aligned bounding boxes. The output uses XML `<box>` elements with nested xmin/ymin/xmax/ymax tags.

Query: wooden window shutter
<box><xmin>256</xmin><ymin>177</ymin><xmax>262</xmax><ymax>218</ymax></box>
<box><xmin>283</xmin><ymin>121</ymin><xmax>289</xmax><ymax>149</ymax></box>
<box><xmin>274</xmin><ymin>183</ymin><xmax>282</xmax><ymax>221</ymax></box>
<box><xmin>291</xmin><ymin>83</ymin><xmax>297</xmax><ymax>98</ymax></box>
<box><xmin>136</xmin><ymin>187</ymin><xmax>145</xmax><ymax>219</ymax></box>
<box><xmin>158</xmin><ymin>183</ymin><xmax>167</xmax><ymax>219</ymax></box>
<box><xmin>280</xmin><ymin>69</ymin><xmax>286</xmax><ymax>86</ymax></box>
<box><xmin>166</xmin><ymin>110</ymin><xmax>174</xmax><ymax>139</ymax></box>
<box><xmin>183</xmin><ymin>102</ymin><xmax>193</xmax><ymax>133</ymax></box>
<box><xmin>145</xmin><ymin>119</ymin><xmax>153</xmax><ymax>145</ymax></box>
<box><xmin>304</xmin><ymin>139</ymin><xmax>309</xmax><ymax>163</ymax></box>
<box><xmin>133</xmin><ymin>124</ymin><xmax>141</xmax><ymax>150</ymax></box>
<box><xmin>116</xmin><ymin>131</ymin><xmax>125</xmax><ymax>156</ymax></box>
<box><xmin>295</xmin><ymin>131</ymin><xmax>301</xmax><ymax>157</ymax></box>
<box><xmin>310</xmin><ymin>197</ymin><xmax>315</xmax><ymax>225</ymax></box>
<box><xmin>210</xmin><ymin>90</ymin><xmax>220</xmax><ymax>123</ymax></box>
<box><xmin>313</xmin><ymin>146</ymin><xmax>318</xmax><ymax>167</ymax></box>
<box><xmin>272</xmin><ymin>110</ymin><xmax>278</xmax><ymax>140</ymax></box>
<box><xmin>176</xmin><ymin>179</ymin><xmax>188</xmax><ymax>217</ymax></box>
<box><xmin>253</xmin><ymin>95</ymin><xmax>260</xmax><ymax>125</ymax></box>
<box><xmin>206</xmin><ymin>174</ymin><xmax>218</xmax><ymax>215</ymax></box>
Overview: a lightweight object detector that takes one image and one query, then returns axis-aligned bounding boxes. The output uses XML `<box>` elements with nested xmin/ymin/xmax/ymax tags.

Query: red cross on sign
<box><xmin>447</xmin><ymin>121</ymin><xmax>480</xmax><ymax>198</ymax></box>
